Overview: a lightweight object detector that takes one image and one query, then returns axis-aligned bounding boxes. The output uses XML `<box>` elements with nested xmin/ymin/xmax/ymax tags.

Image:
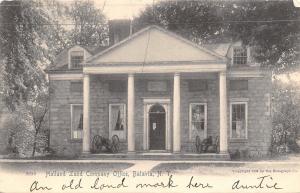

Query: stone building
<box><xmin>47</xmin><ymin>23</ymin><xmax>272</xmax><ymax>159</ymax></box>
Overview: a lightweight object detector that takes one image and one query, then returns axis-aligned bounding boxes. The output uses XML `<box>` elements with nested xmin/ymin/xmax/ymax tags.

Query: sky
<box><xmin>60</xmin><ymin>0</ymin><xmax>154</xmax><ymax>19</ymax></box>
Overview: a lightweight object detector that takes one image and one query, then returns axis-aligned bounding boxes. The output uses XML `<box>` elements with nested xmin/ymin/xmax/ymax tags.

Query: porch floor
<box><xmin>80</xmin><ymin>152</ymin><xmax>230</xmax><ymax>161</ymax></box>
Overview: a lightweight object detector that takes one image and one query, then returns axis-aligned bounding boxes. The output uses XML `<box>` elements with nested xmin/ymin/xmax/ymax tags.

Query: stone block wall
<box><xmin>49</xmin><ymin>73</ymin><xmax>272</xmax><ymax>157</ymax></box>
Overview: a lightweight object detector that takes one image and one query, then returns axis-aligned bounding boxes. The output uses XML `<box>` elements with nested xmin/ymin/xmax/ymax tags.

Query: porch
<box><xmin>81</xmin><ymin>71</ymin><xmax>229</xmax><ymax>156</ymax></box>
<box><xmin>80</xmin><ymin>25</ymin><xmax>230</xmax><ymax>157</ymax></box>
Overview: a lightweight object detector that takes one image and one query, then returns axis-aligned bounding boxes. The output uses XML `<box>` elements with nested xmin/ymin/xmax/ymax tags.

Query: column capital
<box><xmin>174</xmin><ymin>72</ymin><xmax>180</xmax><ymax>77</ymax></box>
<box><xmin>219</xmin><ymin>71</ymin><xmax>227</xmax><ymax>76</ymax></box>
<box><xmin>128</xmin><ymin>73</ymin><xmax>135</xmax><ymax>77</ymax></box>
<box><xmin>83</xmin><ymin>73</ymin><xmax>90</xmax><ymax>77</ymax></box>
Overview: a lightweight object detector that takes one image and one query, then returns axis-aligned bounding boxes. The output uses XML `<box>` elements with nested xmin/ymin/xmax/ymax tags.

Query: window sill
<box><xmin>229</xmin><ymin>138</ymin><xmax>248</xmax><ymax>143</ymax></box>
<box><xmin>69</xmin><ymin>139</ymin><xmax>83</xmax><ymax>143</ymax></box>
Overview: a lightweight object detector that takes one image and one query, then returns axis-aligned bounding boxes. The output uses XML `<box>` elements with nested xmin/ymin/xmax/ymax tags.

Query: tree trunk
<box><xmin>31</xmin><ymin>131</ymin><xmax>38</xmax><ymax>157</ymax></box>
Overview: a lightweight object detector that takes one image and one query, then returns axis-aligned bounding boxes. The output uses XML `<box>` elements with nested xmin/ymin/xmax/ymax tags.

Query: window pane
<box><xmin>110</xmin><ymin>105</ymin><xmax>125</xmax><ymax>131</ymax></box>
<box><xmin>231</xmin><ymin>104</ymin><xmax>246</xmax><ymax>139</ymax></box>
<box><xmin>192</xmin><ymin>122</ymin><xmax>202</xmax><ymax>130</ymax></box>
<box><xmin>192</xmin><ymin>105</ymin><xmax>205</xmax><ymax>122</ymax></box>
<box><xmin>190</xmin><ymin>104</ymin><xmax>206</xmax><ymax>140</ymax></box>
<box><xmin>72</xmin><ymin>105</ymin><xmax>83</xmax><ymax>139</ymax></box>
<box><xmin>233</xmin><ymin>47</ymin><xmax>247</xmax><ymax>65</ymax></box>
<box><xmin>71</xmin><ymin>51</ymin><xmax>84</xmax><ymax>68</ymax></box>
<box><xmin>232</xmin><ymin>105</ymin><xmax>237</xmax><ymax>121</ymax></box>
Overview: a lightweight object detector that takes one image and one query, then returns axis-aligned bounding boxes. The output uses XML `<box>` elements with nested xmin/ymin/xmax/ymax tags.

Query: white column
<box><xmin>219</xmin><ymin>71</ymin><xmax>228</xmax><ymax>153</ymax></box>
<box><xmin>127</xmin><ymin>74</ymin><xmax>135</xmax><ymax>152</ymax></box>
<box><xmin>173</xmin><ymin>73</ymin><xmax>181</xmax><ymax>153</ymax></box>
<box><xmin>82</xmin><ymin>74</ymin><xmax>90</xmax><ymax>153</ymax></box>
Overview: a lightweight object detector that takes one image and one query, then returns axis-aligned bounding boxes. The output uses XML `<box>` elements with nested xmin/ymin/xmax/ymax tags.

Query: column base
<box><xmin>82</xmin><ymin>150</ymin><xmax>91</xmax><ymax>154</ymax></box>
<box><xmin>172</xmin><ymin>151</ymin><xmax>181</xmax><ymax>154</ymax></box>
<box><xmin>81</xmin><ymin>151</ymin><xmax>91</xmax><ymax>158</ymax></box>
<box><xmin>218</xmin><ymin>151</ymin><xmax>231</xmax><ymax>160</ymax></box>
<box><xmin>219</xmin><ymin>151</ymin><xmax>228</xmax><ymax>154</ymax></box>
<box><xmin>127</xmin><ymin>151</ymin><xmax>136</xmax><ymax>155</ymax></box>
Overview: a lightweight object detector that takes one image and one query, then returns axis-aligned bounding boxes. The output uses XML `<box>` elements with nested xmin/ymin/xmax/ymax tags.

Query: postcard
<box><xmin>0</xmin><ymin>0</ymin><xmax>299</xmax><ymax>192</ymax></box>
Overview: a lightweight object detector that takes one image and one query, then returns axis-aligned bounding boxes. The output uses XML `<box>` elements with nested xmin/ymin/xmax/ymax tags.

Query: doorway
<box><xmin>149</xmin><ymin>104</ymin><xmax>166</xmax><ymax>150</ymax></box>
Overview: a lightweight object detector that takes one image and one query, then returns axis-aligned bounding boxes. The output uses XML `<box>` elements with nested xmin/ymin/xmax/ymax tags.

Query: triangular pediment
<box><xmin>86</xmin><ymin>25</ymin><xmax>226</xmax><ymax>65</ymax></box>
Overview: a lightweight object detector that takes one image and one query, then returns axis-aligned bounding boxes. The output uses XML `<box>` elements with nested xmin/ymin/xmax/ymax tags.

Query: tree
<box><xmin>0</xmin><ymin>0</ymin><xmax>60</xmax><ymax>110</ymax></box>
<box><xmin>134</xmin><ymin>0</ymin><xmax>300</xmax><ymax>72</ymax></box>
<box><xmin>271</xmin><ymin>78</ymin><xmax>300</xmax><ymax>154</ymax></box>
<box><xmin>66</xmin><ymin>1</ymin><xmax>108</xmax><ymax>47</ymax></box>
<box><xmin>133</xmin><ymin>1</ymin><xmax>226</xmax><ymax>44</ymax></box>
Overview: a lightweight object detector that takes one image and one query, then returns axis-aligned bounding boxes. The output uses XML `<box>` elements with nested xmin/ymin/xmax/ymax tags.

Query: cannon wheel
<box><xmin>111</xmin><ymin>135</ymin><xmax>120</xmax><ymax>153</ymax></box>
<box><xmin>92</xmin><ymin>135</ymin><xmax>103</xmax><ymax>153</ymax></box>
<box><xmin>195</xmin><ymin>136</ymin><xmax>201</xmax><ymax>153</ymax></box>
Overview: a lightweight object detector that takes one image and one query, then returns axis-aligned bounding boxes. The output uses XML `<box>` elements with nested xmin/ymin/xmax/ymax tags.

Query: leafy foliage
<box><xmin>4</xmin><ymin>88</ymin><xmax>49</xmax><ymax>157</ymax></box>
<box><xmin>134</xmin><ymin>0</ymin><xmax>300</xmax><ymax>72</ymax></box>
<box><xmin>0</xmin><ymin>0</ymin><xmax>58</xmax><ymax>110</ymax></box>
<box><xmin>66</xmin><ymin>1</ymin><xmax>108</xmax><ymax>47</ymax></box>
<box><xmin>271</xmin><ymin>78</ymin><xmax>300</xmax><ymax>154</ymax></box>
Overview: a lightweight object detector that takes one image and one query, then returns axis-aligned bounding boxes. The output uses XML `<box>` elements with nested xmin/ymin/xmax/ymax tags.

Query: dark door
<box><xmin>149</xmin><ymin>104</ymin><xmax>166</xmax><ymax>150</ymax></box>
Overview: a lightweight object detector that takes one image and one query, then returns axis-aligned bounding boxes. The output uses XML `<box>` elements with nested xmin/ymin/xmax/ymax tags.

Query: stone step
<box><xmin>80</xmin><ymin>153</ymin><xmax>230</xmax><ymax>161</ymax></box>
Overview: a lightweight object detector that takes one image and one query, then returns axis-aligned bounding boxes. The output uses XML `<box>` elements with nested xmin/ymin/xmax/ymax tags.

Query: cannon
<box><xmin>195</xmin><ymin>136</ymin><xmax>219</xmax><ymax>153</ymax></box>
<box><xmin>92</xmin><ymin>135</ymin><xmax>120</xmax><ymax>153</ymax></box>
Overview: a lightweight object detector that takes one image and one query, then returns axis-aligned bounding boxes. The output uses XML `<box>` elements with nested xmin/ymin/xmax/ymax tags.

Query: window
<box><xmin>230</xmin><ymin>102</ymin><xmax>248</xmax><ymax>139</ymax></box>
<box><xmin>70</xmin><ymin>51</ymin><xmax>84</xmax><ymax>68</ymax></box>
<box><xmin>188</xmin><ymin>80</ymin><xmax>208</xmax><ymax>92</ymax></box>
<box><xmin>233</xmin><ymin>47</ymin><xmax>247</xmax><ymax>65</ymax></box>
<box><xmin>71</xmin><ymin>104</ymin><xmax>83</xmax><ymax>139</ymax></box>
<box><xmin>229</xmin><ymin>80</ymin><xmax>248</xmax><ymax>91</ymax></box>
<box><xmin>109</xmin><ymin>104</ymin><xmax>126</xmax><ymax>140</ymax></box>
<box><xmin>189</xmin><ymin>103</ymin><xmax>207</xmax><ymax>141</ymax></box>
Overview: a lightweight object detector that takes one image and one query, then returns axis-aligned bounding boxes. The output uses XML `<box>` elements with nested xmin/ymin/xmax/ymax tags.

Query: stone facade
<box><xmin>49</xmin><ymin>73</ymin><xmax>272</xmax><ymax>157</ymax></box>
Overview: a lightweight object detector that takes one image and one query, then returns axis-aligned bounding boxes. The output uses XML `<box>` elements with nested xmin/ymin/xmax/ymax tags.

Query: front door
<box><xmin>149</xmin><ymin>104</ymin><xmax>166</xmax><ymax>150</ymax></box>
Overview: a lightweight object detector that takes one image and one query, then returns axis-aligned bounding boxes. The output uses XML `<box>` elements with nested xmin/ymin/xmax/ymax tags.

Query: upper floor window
<box><xmin>70</xmin><ymin>51</ymin><xmax>84</xmax><ymax>68</ymax></box>
<box><xmin>233</xmin><ymin>47</ymin><xmax>247</xmax><ymax>65</ymax></box>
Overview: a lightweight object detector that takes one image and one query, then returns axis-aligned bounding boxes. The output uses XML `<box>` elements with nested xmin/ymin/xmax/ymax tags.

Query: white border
<box><xmin>229</xmin><ymin>101</ymin><xmax>248</xmax><ymax>140</ymax></box>
<box><xmin>189</xmin><ymin>103</ymin><xmax>207</xmax><ymax>141</ymax></box>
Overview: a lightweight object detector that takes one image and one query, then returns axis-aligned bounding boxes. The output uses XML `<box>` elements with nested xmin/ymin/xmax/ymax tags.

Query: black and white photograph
<box><xmin>0</xmin><ymin>0</ymin><xmax>300</xmax><ymax>192</ymax></box>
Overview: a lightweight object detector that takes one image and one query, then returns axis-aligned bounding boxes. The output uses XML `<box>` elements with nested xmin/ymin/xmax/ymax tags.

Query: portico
<box><xmin>81</xmin><ymin>69</ymin><xmax>228</xmax><ymax>155</ymax></box>
<box><xmin>80</xmin><ymin>25</ymin><xmax>229</xmax><ymax>155</ymax></box>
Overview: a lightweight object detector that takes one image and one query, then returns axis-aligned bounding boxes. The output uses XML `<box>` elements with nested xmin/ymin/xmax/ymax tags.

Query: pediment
<box><xmin>86</xmin><ymin>25</ymin><xmax>226</xmax><ymax>65</ymax></box>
